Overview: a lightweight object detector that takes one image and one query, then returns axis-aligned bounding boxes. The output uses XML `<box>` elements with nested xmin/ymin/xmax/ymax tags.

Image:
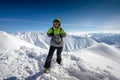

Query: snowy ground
<box><xmin>1</xmin><ymin>45</ymin><xmax>120</xmax><ymax>80</ymax></box>
<box><xmin>0</xmin><ymin>31</ymin><xmax>120</xmax><ymax>80</ymax></box>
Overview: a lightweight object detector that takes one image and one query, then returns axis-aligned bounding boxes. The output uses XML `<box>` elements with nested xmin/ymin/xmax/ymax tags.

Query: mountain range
<box><xmin>0</xmin><ymin>31</ymin><xmax>120</xmax><ymax>80</ymax></box>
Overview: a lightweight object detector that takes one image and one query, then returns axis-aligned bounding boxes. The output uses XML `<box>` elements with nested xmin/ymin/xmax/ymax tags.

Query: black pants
<box><xmin>44</xmin><ymin>46</ymin><xmax>63</xmax><ymax>68</ymax></box>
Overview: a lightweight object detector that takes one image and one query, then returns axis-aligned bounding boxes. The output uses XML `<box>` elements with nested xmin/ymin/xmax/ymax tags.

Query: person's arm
<box><xmin>47</xmin><ymin>27</ymin><xmax>53</xmax><ymax>37</ymax></box>
<box><xmin>60</xmin><ymin>29</ymin><xmax>66</xmax><ymax>38</ymax></box>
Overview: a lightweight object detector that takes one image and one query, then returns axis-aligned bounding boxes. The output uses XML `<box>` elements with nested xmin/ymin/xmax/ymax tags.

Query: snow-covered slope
<box><xmin>66</xmin><ymin>32</ymin><xmax>120</xmax><ymax>49</ymax></box>
<box><xmin>15</xmin><ymin>32</ymin><xmax>97</xmax><ymax>51</ymax></box>
<box><xmin>0</xmin><ymin>31</ymin><xmax>120</xmax><ymax>80</ymax></box>
<box><xmin>64</xmin><ymin>35</ymin><xmax>97</xmax><ymax>51</ymax></box>
<box><xmin>81</xmin><ymin>43</ymin><xmax>120</xmax><ymax>78</ymax></box>
<box><xmin>15</xmin><ymin>32</ymin><xmax>49</xmax><ymax>49</ymax></box>
<box><xmin>90</xmin><ymin>33</ymin><xmax>120</xmax><ymax>49</ymax></box>
<box><xmin>0</xmin><ymin>31</ymin><xmax>40</xmax><ymax>50</ymax></box>
<box><xmin>87</xmin><ymin>43</ymin><xmax>120</xmax><ymax>64</ymax></box>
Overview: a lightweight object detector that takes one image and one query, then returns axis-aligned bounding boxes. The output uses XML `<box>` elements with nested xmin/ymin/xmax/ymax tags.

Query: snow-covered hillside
<box><xmin>14</xmin><ymin>32</ymin><xmax>49</xmax><ymax>49</ymax></box>
<box><xmin>90</xmin><ymin>33</ymin><xmax>120</xmax><ymax>49</ymax></box>
<box><xmin>14</xmin><ymin>32</ymin><xmax>97</xmax><ymax>51</ymax></box>
<box><xmin>0</xmin><ymin>31</ymin><xmax>40</xmax><ymax>50</ymax></box>
<box><xmin>67</xmin><ymin>32</ymin><xmax>120</xmax><ymax>49</ymax></box>
<box><xmin>14</xmin><ymin>32</ymin><xmax>120</xmax><ymax>51</ymax></box>
<box><xmin>0</xmin><ymin>31</ymin><xmax>120</xmax><ymax>80</ymax></box>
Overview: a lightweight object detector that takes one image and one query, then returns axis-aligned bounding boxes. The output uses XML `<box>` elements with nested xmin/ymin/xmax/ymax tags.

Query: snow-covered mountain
<box><xmin>14</xmin><ymin>32</ymin><xmax>97</xmax><ymax>51</ymax></box>
<box><xmin>90</xmin><ymin>33</ymin><xmax>120</xmax><ymax>49</ymax></box>
<box><xmin>14</xmin><ymin>32</ymin><xmax>49</xmax><ymax>49</ymax></box>
<box><xmin>0</xmin><ymin>31</ymin><xmax>120</xmax><ymax>80</ymax></box>
<box><xmin>14</xmin><ymin>32</ymin><xmax>120</xmax><ymax>51</ymax></box>
<box><xmin>67</xmin><ymin>32</ymin><xmax>120</xmax><ymax>49</ymax></box>
<box><xmin>0</xmin><ymin>31</ymin><xmax>40</xmax><ymax>50</ymax></box>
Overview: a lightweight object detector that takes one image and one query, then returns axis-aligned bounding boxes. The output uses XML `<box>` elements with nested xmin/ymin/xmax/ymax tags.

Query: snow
<box><xmin>0</xmin><ymin>31</ymin><xmax>40</xmax><ymax>50</ymax></box>
<box><xmin>0</xmin><ymin>31</ymin><xmax>120</xmax><ymax>80</ymax></box>
<box><xmin>80</xmin><ymin>46</ymin><xmax>120</xmax><ymax>78</ymax></box>
<box><xmin>15</xmin><ymin>32</ymin><xmax>97</xmax><ymax>51</ymax></box>
<box><xmin>86</xmin><ymin>43</ymin><xmax>120</xmax><ymax>64</ymax></box>
<box><xmin>15</xmin><ymin>32</ymin><xmax>49</xmax><ymax>49</ymax></box>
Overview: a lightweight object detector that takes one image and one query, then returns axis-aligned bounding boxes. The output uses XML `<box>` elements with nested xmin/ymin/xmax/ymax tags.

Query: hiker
<box><xmin>44</xmin><ymin>18</ymin><xmax>66</xmax><ymax>73</ymax></box>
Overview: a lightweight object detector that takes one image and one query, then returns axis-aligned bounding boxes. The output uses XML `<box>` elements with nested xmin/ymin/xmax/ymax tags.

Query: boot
<box><xmin>44</xmin><ymin>68</ymin><xmax>50</xmax><ymax>73</ymax></box>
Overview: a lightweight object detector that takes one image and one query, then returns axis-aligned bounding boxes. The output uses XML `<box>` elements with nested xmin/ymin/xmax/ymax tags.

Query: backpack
<box><xmin>51</xmin><ymin>27</ymin><xmax>63</xmax><ymax>44</ymax></box>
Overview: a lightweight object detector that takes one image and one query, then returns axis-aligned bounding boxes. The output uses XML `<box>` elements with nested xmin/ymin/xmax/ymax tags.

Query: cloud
<box><xmin>0</xmin><ymin>18</ymin><xmax>51</xmax><ymax>24</ymax></box>
<box><xmin>100</xmin><ymin>16</ymin><xmax>120</xmax><ymax>31</ymax></box>
<box><xmin>70</xmin><ymin>15</ymin><xmax>120</xmax><ymax>32</ymax></box>
<box><xmin>1</xmin><ymin>17</ymin><xmax>120</xmax><ymax>32</ymax></box>
<box><xmin>63</xmin><ymin>22</ymin><xmax>97</xmax><ymax>27</ymax></box>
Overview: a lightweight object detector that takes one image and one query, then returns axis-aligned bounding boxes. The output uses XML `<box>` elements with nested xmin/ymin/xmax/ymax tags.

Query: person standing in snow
<box><xmin>44</xmin><ymin>18</ymin><xmax>66</xmax><ymax>73</ymax></box>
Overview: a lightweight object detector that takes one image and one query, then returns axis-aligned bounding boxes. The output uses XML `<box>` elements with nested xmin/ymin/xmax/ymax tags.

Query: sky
<box><xmin>0</xmin><ymin>0</ymin><xmax>120</xmax><ymax>33</ymax></box>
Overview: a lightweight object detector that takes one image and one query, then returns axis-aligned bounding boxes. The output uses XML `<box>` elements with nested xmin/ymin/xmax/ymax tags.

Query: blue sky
<box><xmin>0</xmin><ymin>0</ymin><xmax>120</xmax><ymax>33</ymax></box>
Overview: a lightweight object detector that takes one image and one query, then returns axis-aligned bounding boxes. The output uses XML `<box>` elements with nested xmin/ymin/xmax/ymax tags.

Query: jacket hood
<box><xmin>53</xmin><ymin>18</ymin><xmax>61</xmax><ymax>26</ymax></box>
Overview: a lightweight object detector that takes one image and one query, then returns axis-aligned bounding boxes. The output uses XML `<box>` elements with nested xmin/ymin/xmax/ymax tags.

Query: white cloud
<box><xmin>63</xmin><ymin>23</ymin><xmax>96</xmax><ymax>27</ymax></box>
<box><xmin>0</xmin><ymin>18</ymin><xmax>51</xmax><ymax>24</ymax></box>
<box><xmin>100</xmin><ymin>16</ymin><xmax>120</xmax><ymax>32</ymax></box>
<box><xmin>1</xmin><ymin>17</ymin><xmax>120</xmax><ymax>32</ymax></box>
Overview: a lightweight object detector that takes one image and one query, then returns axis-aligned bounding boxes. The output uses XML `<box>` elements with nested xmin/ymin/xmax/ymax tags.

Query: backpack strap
<box><xmin>59</xmin><ymin>28</ymin><xmax>63</xmax><ymax>40</ymax></box>
<box><xmin>60</xmin><ymin>27</ymin><xmax>62</xmax><ymax>34</ymax></box>
<box><xmin>51</xmin><ymin>27</ymin><xmax>54</xmax><ymax>35</ymax></box>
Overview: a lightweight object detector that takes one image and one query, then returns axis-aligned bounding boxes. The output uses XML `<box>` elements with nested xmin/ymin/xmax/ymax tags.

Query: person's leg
<box><xmin>44</xmin><ymin>46</ymin><xmax>56</xmax><ymax>68</ymax></box>
<box><xmin>56</xmin><ymin>47</ymin><xmax>63</xmax><ymax>64</ymax></box>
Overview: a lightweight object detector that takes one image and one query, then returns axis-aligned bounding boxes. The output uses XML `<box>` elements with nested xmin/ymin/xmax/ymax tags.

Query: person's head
<box><xmin>53</xmin><ymin>18</ymin><xmax>61</xmax><ymax>28</ymax></box>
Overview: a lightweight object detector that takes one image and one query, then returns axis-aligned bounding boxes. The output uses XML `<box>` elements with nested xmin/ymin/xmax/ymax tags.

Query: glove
<box><xmin>59</xmin><ymin>33</ymin><xmax>62</xmax><ymax>37</ymax></box>
<box><xmin>47</xmin><ymin>33</ymin><xmax>54</xmax><ymax>37</ymax></box>
<box><xmin>49</xmin><ymin>33</ymin><xmax>54</xmax><ymax>36</ymax></box>
<box><xmin>59</xmin><ymin>33</ymin><xmax>66</xmax><ymax>37</ymax></box>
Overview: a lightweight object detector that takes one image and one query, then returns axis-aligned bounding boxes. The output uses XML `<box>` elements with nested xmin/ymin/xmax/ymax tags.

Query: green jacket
<box><xmin>47</xmin><ymin>27</ymin><xmax>66</xmax><ymax>47</ymax></box>
<box><xmin>47</xmin><ymin>27</ymin><xmax>66</xmax><ymax>37</ymax></box>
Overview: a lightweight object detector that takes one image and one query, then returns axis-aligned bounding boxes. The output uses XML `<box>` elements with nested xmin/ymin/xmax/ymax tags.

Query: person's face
<box><xmin>54</xmin><ymin>22</ymin><xmax>60</xmax><ymax>28</ymax></box>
